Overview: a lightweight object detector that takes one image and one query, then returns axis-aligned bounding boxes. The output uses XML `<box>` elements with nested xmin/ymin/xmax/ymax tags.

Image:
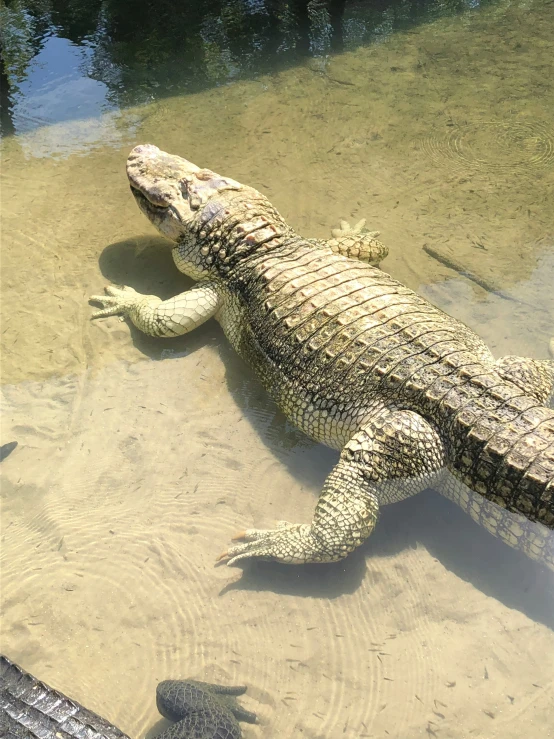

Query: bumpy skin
<box><xmin>0</xmin><ymin>656</ymin><xmax>255</xmax><ymax>739</ymax></box>
<box><xmin>90</xmin><ymin>144</ymin><xmax>554</xmax><ymax>571</ymax></box>
<box><xmin>0</xmin><ymin>655</ymin><xmax>130</xmax><ymax>739</ymax></box>
<box><xmin>156</xmin><ymin>680</ymin><xmax>256</xmax><ymax>739</ymax></box>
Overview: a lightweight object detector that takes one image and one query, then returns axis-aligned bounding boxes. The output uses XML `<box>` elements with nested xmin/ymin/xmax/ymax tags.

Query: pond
<box><xmin>1</xmin><ymin>0</ymin><xmax>553</xmax><ymax>737</ymax></box>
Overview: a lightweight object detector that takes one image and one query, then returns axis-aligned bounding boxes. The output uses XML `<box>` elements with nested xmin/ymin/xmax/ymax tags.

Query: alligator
<box><xmin>90</xmin><ymin>144</ymin><xmax>554</xmax><ymax>571</ymax></box>
<box><xmin>0</xmin><ymin>655</ymin><xmax>256</xmax><ymax>739</ymax></box>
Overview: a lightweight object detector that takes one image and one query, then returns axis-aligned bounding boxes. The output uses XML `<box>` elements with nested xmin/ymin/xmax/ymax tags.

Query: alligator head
<box><xmin>126</xmin><ymin>144</ymin><xmax>246</xmax><ymax>239</ymax></box>
<box><xmin>126</xmin><ymin>144</ymin><xmax>288</xmax><ymax>278</ymax></box>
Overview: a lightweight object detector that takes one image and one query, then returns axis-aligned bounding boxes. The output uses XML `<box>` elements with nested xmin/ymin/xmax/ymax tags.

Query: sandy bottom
<box><xmin>1</xmin><ymin>0</ymin><xmax>554</xmax><ymax>737</ymax></box>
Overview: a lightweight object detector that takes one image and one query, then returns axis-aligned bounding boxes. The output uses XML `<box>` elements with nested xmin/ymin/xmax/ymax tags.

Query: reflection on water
<box><xmin>1</xmin><ymin>0</ymin><xmax>492</xmax><ymax>139</ymax></box>
<box><xmin>1</xmin><ymin>0</ymin><xmax>553</xmax><ymax>737</ymax></box>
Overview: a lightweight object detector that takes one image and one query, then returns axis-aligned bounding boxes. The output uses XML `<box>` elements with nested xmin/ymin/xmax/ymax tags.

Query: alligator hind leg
<box><xmin>313</xmin><ymin>218</ymin><xmax>389</xmax><ymax>266</ymax></box>
<box><xmin>218</xmin><ymin>409</ymin><xmax>445</xmax><ymax>566</ymax></box>
<box><xmin>495</xmin><ymin>355</ymin><xmax>554</xmax><ymax>405</ymax></box>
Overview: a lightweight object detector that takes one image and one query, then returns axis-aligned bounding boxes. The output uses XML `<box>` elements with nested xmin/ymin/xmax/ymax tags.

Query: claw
<box><xmin>215</xmin><ymin>551</ymin><xmax>230</xmax><ymax>563</ymax></box>
<box><xmin>89</xmin><ymin>284</ymin><xmax>140</xmax><ymax>321</ymax></box>
<box><xmin>231</xmin><ymin>531</ymin><xmax>247</xmax><ymax>541</ymax></box>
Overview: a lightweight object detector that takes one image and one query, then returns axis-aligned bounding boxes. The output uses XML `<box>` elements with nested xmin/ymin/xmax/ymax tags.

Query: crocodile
<box><xmin>0</xmin><ymin>654</ymin><xmax>256</xmax><ymax>739</ymax></box>
<box><xmin>90</xmin><ymin>144</ymin><xmax>554</xmax><ymax>571</ymax></box>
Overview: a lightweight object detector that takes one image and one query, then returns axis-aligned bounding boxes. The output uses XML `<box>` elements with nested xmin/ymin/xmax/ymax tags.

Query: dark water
<box><xmin>1</xmin><ymin>0</ymin><xmax>489</xmax><ymax>136</ymax></box>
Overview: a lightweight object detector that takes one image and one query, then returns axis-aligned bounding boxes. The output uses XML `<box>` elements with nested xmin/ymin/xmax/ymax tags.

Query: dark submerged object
<box><xmin>156</xmin><ymin>680</ymin><xmax>256</xmax><ymax>739</ymax></box>
<box><xmin>0</xmin><ymin>442</ymin><xmax>18</xmax><ymax>463</ymax></box>
<box><xmin>0</xmin><ymin>656</ymin><xmax>256</xmax><ymax>739</ymax></box>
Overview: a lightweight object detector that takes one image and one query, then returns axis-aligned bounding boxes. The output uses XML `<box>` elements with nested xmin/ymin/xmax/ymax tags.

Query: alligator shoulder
<box><xmin>90</xmin><ymin>144</ymin><xmax>554</xmax><ymax>572</ymax></box>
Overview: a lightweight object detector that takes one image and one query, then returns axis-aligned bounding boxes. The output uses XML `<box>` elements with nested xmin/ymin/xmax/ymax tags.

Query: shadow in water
<box><xmin>145</xmin><ymin>718</ymin><xmax>171</xmax><ymax>739</ymax></box>
<box><xmin>218</xmin><ymin>545</ymin><xmax>370</xmax><ymax>600</ymax></box>
<box><xmin>221</xmin><ymin>487</ymin><xmax>554</xmax><ymax>629</ymax></box>
<box><xmin>97</xmin><ymin>235</ymin><xmax>183</xmax><ymax>294</ymax></box>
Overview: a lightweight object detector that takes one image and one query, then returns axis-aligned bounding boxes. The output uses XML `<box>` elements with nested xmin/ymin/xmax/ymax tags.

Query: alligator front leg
<box><xmin>322</xmin><ymin>218</ymin><xmax>389</xmax><ymax>266</ymax></box>
<box><xmin>90</xmin><ymin>281</ymin><xmax>222</xmax><ymax>337</ymax></box>
<box><xmin>218</xmin><ymin>410</ymin><xmax>445</xmax><ymax>566</ymax></box>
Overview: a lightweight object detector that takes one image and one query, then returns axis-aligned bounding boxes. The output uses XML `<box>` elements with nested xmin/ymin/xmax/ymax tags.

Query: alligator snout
<box><xmin>126</xmin><ymin>144</ymin><xmax>202</xmax><ymax>203</ymax></box>
<box><xmin>128</xmin><ymin>143</ymin><xmax>160</xmax><ymax>158</ymax></box>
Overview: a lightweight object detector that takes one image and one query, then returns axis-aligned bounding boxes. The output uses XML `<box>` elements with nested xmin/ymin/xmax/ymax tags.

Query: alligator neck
<box><xmin>195</xmin><ymin>191</ymin><xmax>297</xmax><ymax>274</ymax></box>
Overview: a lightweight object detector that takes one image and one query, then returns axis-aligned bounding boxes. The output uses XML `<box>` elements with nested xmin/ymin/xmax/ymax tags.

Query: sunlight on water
<box><xmin>1</xmin><ymin>0</ymin><xmax>553</xmax><ymax>737</ymax></box>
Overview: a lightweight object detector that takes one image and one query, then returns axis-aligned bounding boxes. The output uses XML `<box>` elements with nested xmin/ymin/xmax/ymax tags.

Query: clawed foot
<box><xmin>89</xmin><ymin>285</ymin><xmax>141</xmax><ymax>319</ymax></box>
<box><xmin>216</xmin><ymin>521</ymin><xmax>321</xmax><ymax>566</ymax></box>
<box><xmin>331</xmin><ymin>218</ymin><xmax>380</xmax><ymax>240</ymax></box>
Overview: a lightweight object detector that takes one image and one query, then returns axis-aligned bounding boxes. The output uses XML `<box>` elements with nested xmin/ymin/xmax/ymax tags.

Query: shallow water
<box><xmin>1</xmin><ymin>0</ymin><xmax>553</xmax><ymax>737</ymax></box>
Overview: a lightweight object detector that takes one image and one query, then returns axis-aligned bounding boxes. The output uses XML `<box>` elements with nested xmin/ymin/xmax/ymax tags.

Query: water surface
<box><xmin>1</xmin><ymin>1</ymin><xmax>553</xmax><ymax>737</ymax></box>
